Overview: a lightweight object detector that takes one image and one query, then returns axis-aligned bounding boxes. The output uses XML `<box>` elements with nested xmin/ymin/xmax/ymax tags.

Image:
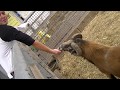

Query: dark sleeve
<box><xmin>15</xmin><ymin>31</ymin><xmax>35</xmax><ymax>46</ymax></box>
<box><xmin>0</xmin><ymin>25</ymin><xmax>35</xmax><ymax>46</ymax></box>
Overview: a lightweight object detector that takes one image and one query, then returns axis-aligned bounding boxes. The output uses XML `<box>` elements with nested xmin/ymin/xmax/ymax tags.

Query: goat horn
<box><xmin>71</xmin><ymin>42</ymin><xmax>82</xmax><ymax>56</ymax></box>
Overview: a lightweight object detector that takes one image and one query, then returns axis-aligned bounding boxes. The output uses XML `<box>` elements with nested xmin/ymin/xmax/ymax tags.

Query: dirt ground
<box><xmin>58</xmin><ymin>11</ymin><xmax>120</xmax><ymax>79</ymax></box>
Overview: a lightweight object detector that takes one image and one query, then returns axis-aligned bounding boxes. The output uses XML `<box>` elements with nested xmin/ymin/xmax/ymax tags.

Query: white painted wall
<box><xmin>16</xmin><ymin>11</ymin><xmax>34</xmax><ymax>19</ymax></box>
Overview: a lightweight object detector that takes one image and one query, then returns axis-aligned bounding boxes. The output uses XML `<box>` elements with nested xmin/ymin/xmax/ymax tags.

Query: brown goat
<box><xmin>59</xmin><ymin>33</ymin><xmax>120</xmax><ymax>79</ymax></box>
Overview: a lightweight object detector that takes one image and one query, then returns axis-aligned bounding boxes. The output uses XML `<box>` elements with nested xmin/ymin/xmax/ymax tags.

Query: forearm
<box><xmin>32</xmin><ymin>40</ymin><xmax>54</xmax><ymax>54</ymax></box>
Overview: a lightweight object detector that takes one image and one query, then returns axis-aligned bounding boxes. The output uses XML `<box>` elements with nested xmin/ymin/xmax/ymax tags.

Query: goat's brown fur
<box><xmin>59</xmin><ymin>33</ymin><xmax>120</xmax><ymax>79</ymax></box>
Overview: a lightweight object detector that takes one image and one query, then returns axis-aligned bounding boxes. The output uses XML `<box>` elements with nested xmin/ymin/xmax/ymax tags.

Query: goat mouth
<box><xmin>59</xmin><ymin>40</ymin><xmax>81</xmax><ymax>56</ymax></box>
<box><xmin>69</xmin><ymin>48</ymin><xmax>77</xmax><ymax>55</ymax></box>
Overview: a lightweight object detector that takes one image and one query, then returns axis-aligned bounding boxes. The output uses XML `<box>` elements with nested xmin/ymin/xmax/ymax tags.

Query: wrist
<box><xmin>50</xmin><ymin>49</ymin><xmax>55</xmax><ymax>54</ymax></box>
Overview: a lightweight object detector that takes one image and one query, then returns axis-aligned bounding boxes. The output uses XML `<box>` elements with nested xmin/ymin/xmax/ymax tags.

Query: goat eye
<box><xmin>64</xmin><ymin>45</ymin><xmax>70</xmax><ymax>48</ymax></box>
<box><xmin>62</xmin><ymin>45</ymin><xmax>70</xmax><ymax>51</ymax></box>
<box><xmin>68</xmin><ymin>46</ymin><xmax>72</xmax><ymax>50</ymax></box>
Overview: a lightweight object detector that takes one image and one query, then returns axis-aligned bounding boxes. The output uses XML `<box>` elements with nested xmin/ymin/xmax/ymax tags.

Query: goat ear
<box><xmin>72</xmin><ymin>33</ymin><xmax>82</xmax><ymax>39</ymax></box>
<box><xmin>72</xmin><ymin>33</ymin><xmax>82</xmax><ymax>43</ymax></box>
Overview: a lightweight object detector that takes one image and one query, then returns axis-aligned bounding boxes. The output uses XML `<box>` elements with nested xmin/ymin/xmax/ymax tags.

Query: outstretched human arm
<box><xmin>32</xmin><ymin>40</ymin><xmax>61</xmax><ymax>54</ymax></box>
<box><xmin>0</xmin><ymin>25</ymin><xmax>61</xmax><ymax>55</ymax></box>
<box><xmin>15</xmin><ymin>23</ymin><xmax>61</xmax><ymax>54</ymax></box>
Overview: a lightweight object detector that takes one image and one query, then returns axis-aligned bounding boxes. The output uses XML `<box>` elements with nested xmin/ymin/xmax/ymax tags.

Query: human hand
<box><xmin>51</xmin><ymin>49</ymin><xmax>62</xmax><ymax>55</ymax></box>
